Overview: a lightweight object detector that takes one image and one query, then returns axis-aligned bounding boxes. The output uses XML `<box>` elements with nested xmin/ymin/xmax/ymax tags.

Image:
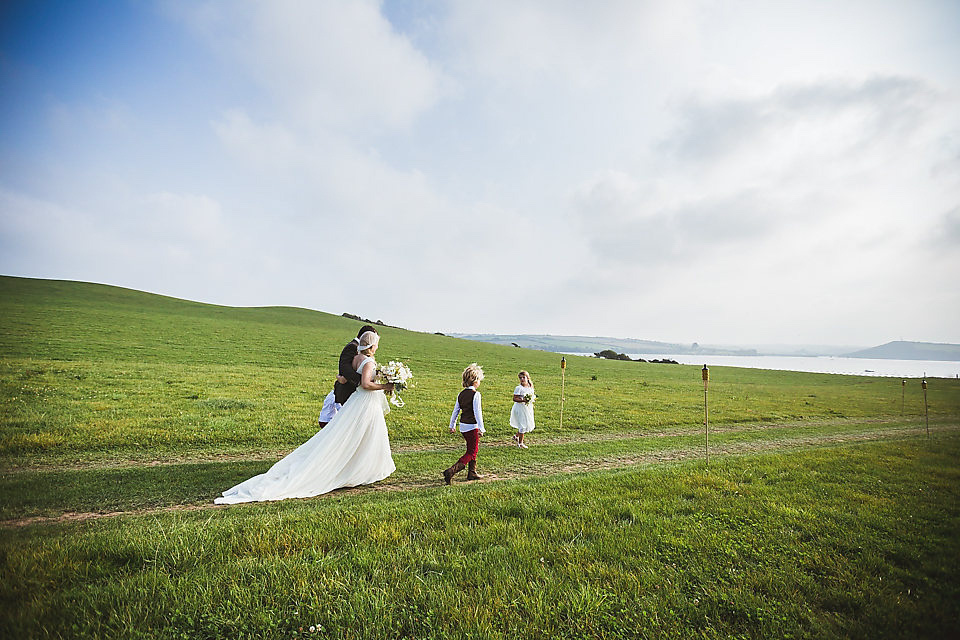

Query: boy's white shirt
<box><xmin>319</xmin><ymin>389</ymin><xmax>341</xmax><ymax>422</ymax></box>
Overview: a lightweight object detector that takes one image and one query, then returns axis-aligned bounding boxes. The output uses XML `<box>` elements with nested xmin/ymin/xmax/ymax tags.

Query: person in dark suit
<box><xmin>334</xmin><ymin>325</ymin><xmax>379</xmax><ymax>406</ymax></box>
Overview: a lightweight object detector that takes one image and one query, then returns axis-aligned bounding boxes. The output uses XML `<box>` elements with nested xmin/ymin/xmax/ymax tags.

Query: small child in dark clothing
<box><xmin>443</xmin><ymin>363</ymin><xmax>486</xmax><ymax>484</ymax></box>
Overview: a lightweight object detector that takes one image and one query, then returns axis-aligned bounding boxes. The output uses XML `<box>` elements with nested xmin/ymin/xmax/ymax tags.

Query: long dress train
<box><xmin>214</xmin><ymin>356</ymin><xmax>395</xmax><ymax>504</ymax></box>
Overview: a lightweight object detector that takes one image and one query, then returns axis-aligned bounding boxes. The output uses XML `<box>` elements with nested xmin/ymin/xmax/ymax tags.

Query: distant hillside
<box><xmin>0</xmin><ymin>275</ymin><xmax>557</xmax><ymax>373</ymax></box>
<box><xmin>455</xmin><ymin>334</ymin><xmax>960</xmax><ymax>360</ymax></box>
<box><xmin>845</xmin><ymin>341</ymin><xmax>960</xmax><ymax>362</ymax></box>
<box><xmin>451</xmin><ymin>334</ymin><xmax>760</xmax><ymax>356</ymax></box>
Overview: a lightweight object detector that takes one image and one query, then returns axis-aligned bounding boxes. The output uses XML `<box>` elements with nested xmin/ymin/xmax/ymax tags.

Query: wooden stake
<box><xmin>702</xmin><ymin>365</ymin><xmax>709</xmax><ymax>466</ymax></box>
<box><xmin>901</xmin><ymin>379</ymin><xmax>905</xmax><ymax>416</ymax></box>
<box><xmin>560</xmin><ymin>357</ymin><xmax>566</xmax><ymax>430</ymax></box>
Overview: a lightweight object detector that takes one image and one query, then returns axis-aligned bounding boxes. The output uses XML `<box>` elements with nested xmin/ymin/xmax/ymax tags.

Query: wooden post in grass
<box><xmin>560</xmin><ymin>357</ymin><xmax>566</xmax><ymax>429</ymax></box>
<box><xmin>901</xmin><ymin>379</ymin><xmax>906</xmax><ymax>416</ymax></box>
<box><xmin>922</xmin><ymin>376</ymin><xmax>929</xmax><ymax>438</ymax></box>
<box><xmin>702</xmin><ymin>365</ymin><xmax>710</xmax><ymax>466</ymax></box>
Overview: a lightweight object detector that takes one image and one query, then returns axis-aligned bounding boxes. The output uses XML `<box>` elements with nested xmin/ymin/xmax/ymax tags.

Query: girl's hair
<box><xmin>519</xmin><ymin>370</ymin><xmax>532</xmax><ymax>384</ymax></box>
<box><xmin>462</xmin><ymin>363</ymin><xmax>484</xmax><ymax>387</ymax></box>
<box><xmin>357</xmin><ymin>331</ymin><xmax>380</xmax><ymax>354</ymax></box>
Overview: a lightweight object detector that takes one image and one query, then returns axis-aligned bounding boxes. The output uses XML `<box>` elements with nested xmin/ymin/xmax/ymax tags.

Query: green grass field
<box><xmin>2</xmin><ymin>275</ymin><xmax>959</xmax><ymax>638</ymax></box>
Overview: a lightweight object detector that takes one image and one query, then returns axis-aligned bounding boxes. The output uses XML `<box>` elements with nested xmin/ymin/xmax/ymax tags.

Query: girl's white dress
<box><xmin>510</xmin><ymin>385</ymin><xmax>536</xmax><ymax>433</ymax></box>
<box><xmin>215</xmin><ymin>356</ymin><xmax>395</xmax><ymax>504</ymax></box>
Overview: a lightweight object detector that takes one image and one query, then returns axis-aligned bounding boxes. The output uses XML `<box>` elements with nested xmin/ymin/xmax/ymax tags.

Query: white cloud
<box><xmin>47</xmin><ymin>97</ymin><xmax>136</xmax><ymax>136</ymax></box>
<box><xmin>567</xmin><ymin>74</ymin><xmax>957</xmax><ymax>266</ymax></box>
<box><xmin>0</xmin><ymin>186</ymin><xmax>236</xmax><ymax>296</ymax></box>
<box><xmin>937</xmin><ymin>207</ymin><xmax>960</xmax><ymax>247</ymax></box>
<box><xmin>137</xmin><ymin>191</ymin><xmax>230</xmax><ymax>250</ymax></box>
<box><xmin>172</xmin><ymin>0</ymin><xmax>447</xmax><ymax>134</ymax></box>
<box><xmin>664</xmin><ymin>77</ymin><xmax>941</xmax><ymax>173</ymax></box>
<box><xmin>444</xmin><ymin>1</ymin><xmax>695</xmax><ymax>86</ymax></box>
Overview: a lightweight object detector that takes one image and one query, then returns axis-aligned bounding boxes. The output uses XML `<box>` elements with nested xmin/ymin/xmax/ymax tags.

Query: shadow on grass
<box><xmin>0</xmin><ymin>460</ymin><xmax>274</xmax><ymax>520</ymax></box>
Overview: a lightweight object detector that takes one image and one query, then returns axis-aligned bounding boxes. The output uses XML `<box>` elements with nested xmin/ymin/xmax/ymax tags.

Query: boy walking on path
<box><xmin>444</xmin><ymin>363</ymin><xmax>486</xmax><ymax>484</ymax></box>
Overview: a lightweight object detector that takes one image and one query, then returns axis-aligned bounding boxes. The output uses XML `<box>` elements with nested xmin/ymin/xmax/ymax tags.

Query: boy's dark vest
<box><xmin>457</xmin><ymin>388</ymin><xmax>477</xmax><ymax>424</ymax></box>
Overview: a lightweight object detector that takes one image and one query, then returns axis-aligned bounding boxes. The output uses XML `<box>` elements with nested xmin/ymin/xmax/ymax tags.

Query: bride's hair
<box><xmin>357</xmin><ymin>331</ymin><xmax>380</xmax><ymax>354</ymax></box>
<box><xmin>462</xmin><ymin>363</ymin><xmax>484</xmax><ymax>387</ymax></box>
<box><xmin>356</xmin><ymin>325</ymin><xmax>378</xmax><ymax>339</ymax></box>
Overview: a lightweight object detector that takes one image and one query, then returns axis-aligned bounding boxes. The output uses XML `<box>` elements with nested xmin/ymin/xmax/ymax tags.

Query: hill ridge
<box><xmin>844</xmin><ymin>340</ymin><xmax>960</xmax><ymax>362</ymax></box>
<box><xmin>5</xmin><ymin>275</ymin><xmax>957</xmax><ymax>361</ymax></box>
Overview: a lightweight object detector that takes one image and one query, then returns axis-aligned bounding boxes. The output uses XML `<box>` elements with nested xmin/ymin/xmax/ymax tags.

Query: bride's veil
<box><xmin>358</xmin><ymin>331</ymin><xmax>380</xmax><ymax>354</ymax></box>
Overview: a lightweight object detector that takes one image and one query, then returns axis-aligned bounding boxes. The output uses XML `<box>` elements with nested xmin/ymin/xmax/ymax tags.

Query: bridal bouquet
<box><xmin>522</xmin><ymin>392</ymin><xmax>536</xmax><ymax>404</ymax></box>
<box><xmin>378</xmin><ymin>360</ymin><xmax>413</xmax><ymax>407</ymax></box>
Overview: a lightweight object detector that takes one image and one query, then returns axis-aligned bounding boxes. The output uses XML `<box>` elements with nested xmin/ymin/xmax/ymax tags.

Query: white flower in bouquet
<box><xmin>377</xmin><ymin>360</ymin><xmax>413</xmax><ymax>407</ymax></box>
<box><xmin>523</xmin><ymin>393</ymin><xmax>536</xmax><ymax>404</ymax></box>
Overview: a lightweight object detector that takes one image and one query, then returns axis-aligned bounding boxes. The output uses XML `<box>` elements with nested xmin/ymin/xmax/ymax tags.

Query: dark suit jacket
<box><xmin>333</xmin><ymin>339</ymin><xmax>361</xmax><ymax>405</ymax></box>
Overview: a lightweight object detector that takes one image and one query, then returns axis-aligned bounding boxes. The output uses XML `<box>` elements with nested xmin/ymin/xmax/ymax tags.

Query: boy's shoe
<box><xmin>443</xmin><ymin>462</ymin><xmax>466</xmax><ymax>485</ymax></box>
<box><xmin>466</xmin><ymin>460</ymin><xmax>483</xmax><ymax>480</ymax></box>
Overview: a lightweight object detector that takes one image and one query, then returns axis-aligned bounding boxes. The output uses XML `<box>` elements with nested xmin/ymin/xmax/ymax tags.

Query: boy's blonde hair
<box><xmin>462</xmin><ymin>363</ymin><xmax>484</xmax><ymax>387</ymax></box>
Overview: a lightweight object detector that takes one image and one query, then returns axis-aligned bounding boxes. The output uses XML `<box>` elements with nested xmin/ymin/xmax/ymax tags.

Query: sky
<box><xmin>1</xmin><ymin>0</ymin><xmax>958</xmax><ymax>347</ymax></box>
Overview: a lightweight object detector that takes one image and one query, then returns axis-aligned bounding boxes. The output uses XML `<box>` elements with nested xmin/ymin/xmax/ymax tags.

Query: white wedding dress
<box><xmin>215</xmin><ymin>356</ymin><xmax>396</xmax><ymax>504</ymax></box>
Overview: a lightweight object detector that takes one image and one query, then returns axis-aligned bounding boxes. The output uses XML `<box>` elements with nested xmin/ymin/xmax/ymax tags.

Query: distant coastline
<box><xmin>843</xmin><ymin>341</ymin><xmax>960</xmax><ymax>362</ymax></box>
<box><xmin>451</xmin><ymin>334</ymin><xmax>960</xmax><ymax>362</ymax></box>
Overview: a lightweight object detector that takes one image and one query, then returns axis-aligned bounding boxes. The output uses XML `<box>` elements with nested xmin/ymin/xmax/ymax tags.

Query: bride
<box><xmin>215</xmin><ymin>331</ymin><xmax>396</xmax><ymax>504</ymax></box>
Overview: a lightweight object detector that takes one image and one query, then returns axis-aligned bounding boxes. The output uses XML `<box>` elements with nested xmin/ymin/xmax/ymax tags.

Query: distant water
<box><xmin>566</xmin><ymin>353</ymin><xmax>960</xmax><ymax>379</ymax></box>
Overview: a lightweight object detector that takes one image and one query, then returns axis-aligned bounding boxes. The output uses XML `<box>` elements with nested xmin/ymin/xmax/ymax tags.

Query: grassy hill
<box><xmin>2</xmin><ymin>275</ymin><xmax>959</xmax><ymax>638</ymax></box>
<box><xmin>0</xmin><ymin>275</ymin><xmax>378</xmax><ymax>366</ymax></box>
<box><xmin>4</xmin><ymin>274</ymin><xmax>957</xmax><ymax>465</ymax></box>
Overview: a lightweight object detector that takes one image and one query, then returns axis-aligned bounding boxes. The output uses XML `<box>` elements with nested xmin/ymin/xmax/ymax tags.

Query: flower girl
<box><xmin>510</xmin><ymin>370</ymin><xmax>536</xmax><ymax>448</ymax></box>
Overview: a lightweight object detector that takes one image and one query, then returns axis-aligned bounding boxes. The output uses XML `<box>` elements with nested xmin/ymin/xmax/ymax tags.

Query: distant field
<box><xmin>3</xmin><ymin>276</ymin><xmax>955</xmax><ymax>467</ymax></box>
<box><xmin>1</xmin><ymin>275</ymin><xmax>958</xmax><ymax>638</ymax></box>
<box><xmin>452</xmin><ymin>332</ymin><xmax>764</xmax><ymax>356</ymax></box>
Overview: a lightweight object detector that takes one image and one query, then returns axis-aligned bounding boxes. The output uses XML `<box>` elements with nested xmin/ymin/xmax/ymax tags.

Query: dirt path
<box><xmin>5</xmin><ymin>421</ymin><xmax>954</xmax><ymax>529</ymax></box>
<box><xmin>1</xmin><ymin>416</ymin><xmax>934</xmax><ymax>473</ymax></box>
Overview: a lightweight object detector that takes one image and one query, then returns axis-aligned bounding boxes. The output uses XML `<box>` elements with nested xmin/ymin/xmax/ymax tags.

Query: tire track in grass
<box><xmin>4</xmin><ymin>421</ymin><xmax>956</xmax><ymax>528</ymax></box>
<box><xmin>1</xmin><ymin>416</ymin><xmax>940</xmax><ymax>472</ymax></box>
